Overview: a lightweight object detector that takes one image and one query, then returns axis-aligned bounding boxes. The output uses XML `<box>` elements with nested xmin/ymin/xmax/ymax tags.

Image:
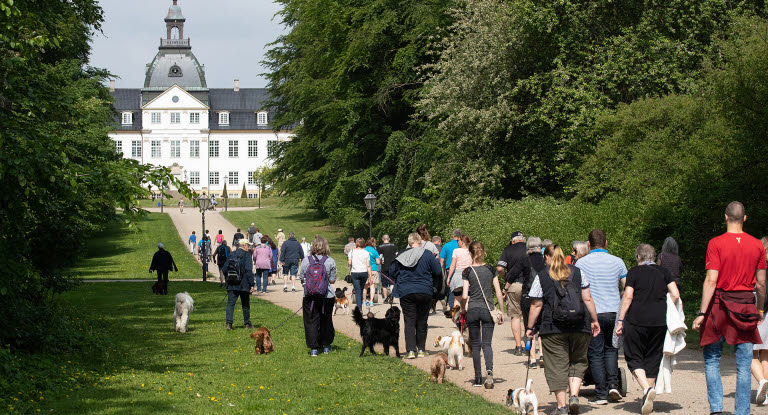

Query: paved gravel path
<box><xmin>132</xmin><ymin>206</ymin><xmax>757</xmax><ymax>414</ymax></box>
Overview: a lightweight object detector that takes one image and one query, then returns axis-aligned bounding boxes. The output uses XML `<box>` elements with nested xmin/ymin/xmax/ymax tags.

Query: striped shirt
<box><xmin>575</xmin><ymin>249</ymin><xmax>627</xmax><ymax>314</ymax></box>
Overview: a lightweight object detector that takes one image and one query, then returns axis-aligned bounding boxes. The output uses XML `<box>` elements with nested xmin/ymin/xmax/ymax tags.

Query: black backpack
<box><xmin>226</xmin><ymin>251</ymin><xmax>243</xmax><ymax>286</ymax></box>
<box><xmin>551</xmin><ymin>274</ymin><xmax>585</xmax><ymax>325</ymax></box>
<box><xmin>216</xmin><ymin>245</ymin><xmax>229</xmax><ymax>265</ymax></box>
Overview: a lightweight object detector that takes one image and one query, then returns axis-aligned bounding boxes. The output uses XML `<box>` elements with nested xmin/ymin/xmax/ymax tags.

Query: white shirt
<box><xmin>300</xmin><ymin>242</ymin><xmax>311</xmax><ymax>258</ymax></box>
<box><xmin>348</xmin><ymin>249</ymin><xmax>370</xmax><ymax>273</ymax></box>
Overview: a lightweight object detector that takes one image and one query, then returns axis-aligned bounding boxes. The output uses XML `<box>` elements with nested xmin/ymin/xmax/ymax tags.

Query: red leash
<box><xmin>460</xmin><ymin>312</ymin><xmax>466</xmax><ymax>334</ymax></box>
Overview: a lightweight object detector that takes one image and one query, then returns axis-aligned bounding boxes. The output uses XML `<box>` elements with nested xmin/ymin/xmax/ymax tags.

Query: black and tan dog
<box><xmin>352</xmin><ymin>306</ymin><xmax>401</xmax><ymax>357</ymax></box>
<box><xmin>450</xmin><ymin>305</ymin><xmax>472</xmax><ymax>357</ymax></box>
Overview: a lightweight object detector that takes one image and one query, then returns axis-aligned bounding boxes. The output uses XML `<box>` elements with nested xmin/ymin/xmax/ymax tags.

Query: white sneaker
<box><xmin>758</xmin><ymin>378</ymin><xmax>768</xmax><ymax>405</ymax></box>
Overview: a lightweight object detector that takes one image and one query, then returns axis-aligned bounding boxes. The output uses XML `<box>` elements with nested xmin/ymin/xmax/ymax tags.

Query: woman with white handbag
<box><xmin>461</xmin><ymin>240</ymin><xmax>505</xmax><ymax>389</ymax></box>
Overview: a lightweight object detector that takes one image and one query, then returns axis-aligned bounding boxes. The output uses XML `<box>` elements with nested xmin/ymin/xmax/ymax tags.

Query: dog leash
<box><xmin>270</xmin><ymin>304</ymin><xmax>303</xmax><ymax>332</ymax></box>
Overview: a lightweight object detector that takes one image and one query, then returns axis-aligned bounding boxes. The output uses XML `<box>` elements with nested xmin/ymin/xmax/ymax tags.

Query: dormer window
<box><xmin>257</xmin><ymin>111</ymin><xmax>268</xmax><ymax>126</ymax></box>
<box><xmin>168</xmin><ymin>64</ymin><xmax>183</xmax><ymax>77</ymax></box>
<box><xmin>219</xmin><ymin>111</ymin><xmax>229</xmax><ymax>125</ymax></box>
<box><xmin>121</xmin><ymin>112</ymin><xmax>133</xmax><ymax>125</ymax></box>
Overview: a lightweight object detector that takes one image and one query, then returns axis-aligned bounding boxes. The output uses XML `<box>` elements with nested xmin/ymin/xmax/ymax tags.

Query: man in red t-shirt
<box><xmin>693</xmin><ymin>201</ymin><xmax>767</xmax><ymax>415</ymax></box>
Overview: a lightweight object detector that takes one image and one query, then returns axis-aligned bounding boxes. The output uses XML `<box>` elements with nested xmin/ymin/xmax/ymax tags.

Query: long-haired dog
<box><xmin>352</xmin><ymin>306</ymin><xmax>401</xmax><ymax>357</ymax></box>
<box><xmin>505</xmin><ymin>378</ymin><xmax>538</xmax><ymax>414</ymax></box>
<box><xmin>173</xmin><ymin>292</ymin><xmax>194</xmax><ymax>333</ymax></box>
<box><xmin>431</xmin><ymin>352</ymin><xmax>449</xmax><ymax>384</ymax></box>
<box><xmin>450</xmin><ymin>306</ymin><xmax>473</xmax><ymax>357</ymax></box>
<box><xmin>433</xmin><ymin>330</ymin><xmax>464</xmax><ymax>369</ymax></box>
<box><xmin>250</xmin><ymin>327</ymin><xmax>275</xmax><ymax>354</ymax></box>
<box><xmin>334</xmin><ymin>287</ymin><xmax>349</xmax><ymax>315</ymax></box>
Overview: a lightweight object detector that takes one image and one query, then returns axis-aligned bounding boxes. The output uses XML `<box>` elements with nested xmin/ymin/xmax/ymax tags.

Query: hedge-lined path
<box><xmin>157</xmin><ymin>205</ymin><xmax>743</xmax><ymax>414</ymax></box>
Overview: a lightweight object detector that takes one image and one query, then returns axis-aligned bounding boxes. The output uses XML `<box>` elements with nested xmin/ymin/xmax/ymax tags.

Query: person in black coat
<box><xmin>222</xmin><ymin>239</ymin><xmax>255</xmax><ymax>331</ymax></box>
<box><xmin>149</xmin><ymin>243</ymin><xmax>178</xmax><ymax>295</ymax></box>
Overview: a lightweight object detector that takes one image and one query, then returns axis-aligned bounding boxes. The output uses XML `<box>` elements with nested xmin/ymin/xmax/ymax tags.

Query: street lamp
<box><xmin>160</xmin><ymin>180</ymin><xmax>164</xmax><ymax>213</ymax></box>
<box><xmin>364</xmin><ymin>188</ymin><xmax>376</xmax><ymax>238</ymax></box>
<box><xmin>198</xmin><ymin>195</ymin><xmax>211</xmax><ymax>281</ymax></box>
<box><xmin>223</xmin><ymin>175</ymin><xmax>229</xmax><ymax>212</ymax></box>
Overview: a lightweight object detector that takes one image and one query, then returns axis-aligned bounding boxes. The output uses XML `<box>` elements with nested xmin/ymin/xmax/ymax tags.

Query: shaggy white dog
<box><xmin>174</xmin><ymin>292</ymin><xmax>194</xmax><ymax>333</ymax></box>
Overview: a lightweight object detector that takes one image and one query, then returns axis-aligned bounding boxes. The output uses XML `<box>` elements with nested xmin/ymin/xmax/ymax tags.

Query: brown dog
<box><xmin>250</xmin><ymin>327</ymin><xmax>275</xmax><ymax>354</ymax></box>
<box><xmin>450</xmin><ymin>306</ymin><xmax>472</xmax><ymax>357</ymax></box>
<box><xmin>431</xmin><ymin>352</ymin><xmax>449</xmax><ymax>384</ymax></box>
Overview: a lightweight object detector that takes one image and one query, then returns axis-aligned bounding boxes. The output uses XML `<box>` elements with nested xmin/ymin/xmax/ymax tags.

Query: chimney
<box><xmin>234</xmin><ymin>79</ymin><xmax>240</xmax><ymax>92</ymax></box>
<box><xmin>109</xmin><ymin>79</ymin><xmax>115</xmax><ymax>92</ymax></box>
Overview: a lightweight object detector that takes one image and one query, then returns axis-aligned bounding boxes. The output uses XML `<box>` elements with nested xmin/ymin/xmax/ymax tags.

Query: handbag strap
<box><xmin>471</xmin><ymin>266</ymin><xmax>494</xmax><ymax>312</ymax></box>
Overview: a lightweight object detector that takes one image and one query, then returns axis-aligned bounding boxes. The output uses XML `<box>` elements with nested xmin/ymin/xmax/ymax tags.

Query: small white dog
<box><xmin>173</xmin><ymin>292</ymin><xmax>194</xmax><ymax>333</ymax></box>
<box><xmin>506</xmin><ymin>378</ymin><xmax>538</xmax><ymax>415</ymax></box>
<box><xmin>433</xmin><ymin>330</ymin><xmax>464</xmax><ymax>370</ymax></box>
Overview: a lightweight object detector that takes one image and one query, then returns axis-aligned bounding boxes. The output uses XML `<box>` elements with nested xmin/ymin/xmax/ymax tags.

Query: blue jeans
<box><xmin>351</xmin><ymin>272</ymin><xmax>368</xmax><ymax>309</ymax></box>
<box><xmin>255</xmin><ymin>269</ymin><xmax>270</xmax><ymax>292</ymax></box>
<box><xmin>226</xmin><ymin>290</ymin><xmax>251</xmax><ymax>326</ymax></box>
<box><xmin>588</xmin><ymin>312</ymin><xmax>619</xmax><ymax>399</ymax></box>
<box><xmin>703</xmin><ymin>336</ymin><xmax>753</xmax><ymax>415</ymax></box>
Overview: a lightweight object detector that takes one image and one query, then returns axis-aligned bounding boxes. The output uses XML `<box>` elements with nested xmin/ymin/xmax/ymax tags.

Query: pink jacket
<box><xmin>252</xmin><ymin>244</ymin><xmax>273</xmax><ymax>270</ymax></box>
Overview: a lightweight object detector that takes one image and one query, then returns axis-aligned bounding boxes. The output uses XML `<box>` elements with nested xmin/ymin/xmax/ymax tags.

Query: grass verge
<box><xmin>6</xmin><ymin>282</ymin><xmax>509</xmax><ymax>414</ymax></box>
<box><xmin>68</xmin><ymin>213</ymin><xmax>200</xmax><ymax>279</ymax></box>
<box><xmin>137</xmin><ymin>196</ymin><xmax>286</xmax><ymax>209</ymax></box>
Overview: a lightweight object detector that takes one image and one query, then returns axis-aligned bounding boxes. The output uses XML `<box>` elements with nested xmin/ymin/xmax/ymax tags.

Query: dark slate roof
<box><xmin>110</xmin><ymin>89</ymin><xmax>143</xmax><ymax>131</ymax></box>
<box><xmin>208</xmin><ymin>88</ymin><xmax>279</xmax><ymax>130</ymax></box>
<box><xmin>145</xmin><ymin>50</ymin><xmax>207</xmax><ymax>88</ymax></box>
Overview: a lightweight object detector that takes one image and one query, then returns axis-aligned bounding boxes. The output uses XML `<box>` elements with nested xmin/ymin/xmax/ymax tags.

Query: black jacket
<box><xmin>497</xmin><ymin>242</ymin><xmax>528</xmax><ymax>284</ymax></box>
<box><xmin>279</xmin><ymin>237</ymin><xmax>305</xmax><ymax>263</ymax></box>
<box><xmin>222</xmin><ymin>248</ymin><xmax>254</xmax><ymax>292</ymax></box>
<box><xmin>537</xmin><ymin>265</ymin><xmax>590</xmax><ymax>336</ymax></box>
<box><xmin>150</xmin><ymin>249</ymin><xmax>178</xmax><ymax>272</ymax></box>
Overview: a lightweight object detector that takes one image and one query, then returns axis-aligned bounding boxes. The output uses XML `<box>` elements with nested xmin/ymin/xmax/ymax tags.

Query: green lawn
<box><xmin>11</xmin><ymin>282</ymin><xmax>509</xmax><ymax>414</ymax></box>
<box><xmin>222</xmin><ymin>208</ymin><xmax>350</xmax><ymax>271</ymax></box>
<box><xmin>69</xmin><ymin>213</ymin><xmax>200</xmax><ymax>279</ymax></box>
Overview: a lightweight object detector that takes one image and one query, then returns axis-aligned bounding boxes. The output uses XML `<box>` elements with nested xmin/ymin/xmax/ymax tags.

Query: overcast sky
<box><xmin>90</xmin><ymin>0</ymin><xmax>286</xmax><ymax>89</ymax></box>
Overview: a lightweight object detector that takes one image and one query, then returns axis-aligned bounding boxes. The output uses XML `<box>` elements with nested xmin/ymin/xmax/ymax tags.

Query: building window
<box><xmin>209</xmin><ymin>140</ymin><xmax>219</xmax><ymax>157</ymax></box>
<box><xmin>219</xmin><ymin>112</ymin><xmax>229</xmax><ymax>125</ymax></box>
<box><xmin>121</xmin><ymin>112</ymin><xmax>132</xmax><ymax>125</ymax></box>
<box><xmin>170</xmin><ymin>112</ymin><xmax>181</xmax><ymax>124</ymax></box>
<box><xmin>189</xmin><ymin>171</ymin><xmax>200</xmax><ymax>185</ymax></box>
<box><xmin>248</xmin><ymin>140</ymin><xmax>258</xmax><ymax>157</ymax></box>
<box><xmin>131</xmin><ymin>140</ymin><xmax>142</xmax><ymax>157</ymax></box>
<box><xmin>228</xmin><ymin>140</ymin><xmax>238</xmax><ymax>157</ymax></box>
<box><xmin>267</xmin><ymin>140</ymin><xmax>279</xmax><ymax>158</ymax></box>
<box><xmin>170</xmin><ymin>140</ymin><xmax>180</xmax><ymax>158</ymax></box>
<box><xmin>209</xmin><ymin>171</ymin><xmax>219</xmax><ymax>185</ymax></box>
<box><xmin>189</xmin><ymin>112</ymin><xmax>200</xmax><ymax>124</ymax></box>
<box><xmin>248</xmin><ymin>171</ymin><xmax>257</xmax><ymax>185</ymax></box>
<box><xmin>228</xmin><ymin>172</ymin><xmax>238</xmax><ymax>185</ymax></box>
<box><xmin>190</xmin><ymin>140</ymin><xmax>200</xmax><ymax>158</ymax></box>
<box><xmin>228</xmin><ymin>193</ymin><xmax>239</xmax><ymax>199</ymax></box>
<box><xmin>248</xmin><ymin>193</ymin><xmax>259</xmax><ymax>199</ymax></box>
<box><xmin>257</xmin><ymin>111</ymin><xmax>268</xmax><ymax>125</ymax></box>
<box><xmin>151</xmin><ymin>112</ymin><xmax>161</xmax><ymax>124</ymax></box>
<box><xmin>151</xmin><ymin>140</ymin><xmax>161</xmax><ymax>158</ymax></box>
<box><xmin>115</xmin><ymin>140</ymin><xmax>122</xmax><ymax>155</ymax></box>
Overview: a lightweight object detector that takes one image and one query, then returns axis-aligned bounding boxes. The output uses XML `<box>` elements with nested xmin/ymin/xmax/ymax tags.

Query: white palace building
<box><xmin>109</xmin><ymin>0</ymin><xmax>291</xmax><ymax>199</ymax></box>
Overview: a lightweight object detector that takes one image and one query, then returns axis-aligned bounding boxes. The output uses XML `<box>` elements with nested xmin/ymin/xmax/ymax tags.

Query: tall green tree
<box><xmin>0</xmin><ymin>0</ymin><xmax>186</xmax><ymax>351</ymax></box>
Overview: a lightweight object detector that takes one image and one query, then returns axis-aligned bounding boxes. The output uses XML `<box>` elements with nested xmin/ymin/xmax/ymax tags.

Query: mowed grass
<box><xmin>222</xmin><ymin>208</ymin><xmax>350</xmax><ymax>270</ymax></box>
<box><xmin>69</xmin><ymin>213</ymin><xmax>200</xmax><ymax>279</ymax></box>
<box><xmin>27</xmin><ymin>282</ymin><xmax>509</xmax><ymax>414</ymax></box>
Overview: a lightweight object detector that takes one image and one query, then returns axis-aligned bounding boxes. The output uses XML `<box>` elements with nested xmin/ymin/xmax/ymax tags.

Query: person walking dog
<box><xmin>222</xmin><ymin>239</ymin><xmax>255</xmax><ymax>331</ymax></box>
<box><xmin>149</xmin><ymin>243</ymin><xmax>178</xmax><ymax>295</ymax></box>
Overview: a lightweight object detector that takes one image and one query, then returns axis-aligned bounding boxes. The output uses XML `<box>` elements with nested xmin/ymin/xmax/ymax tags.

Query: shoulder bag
<box><xmin>471</xmin><ymin>267</ymin><xmax>503</xmax><ymax>324</ymax></box>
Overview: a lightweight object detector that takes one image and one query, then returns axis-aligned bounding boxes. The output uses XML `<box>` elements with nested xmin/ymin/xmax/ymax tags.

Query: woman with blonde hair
<box><xmin>526</xmin><ymin>244</ymin><xmax>601</xmax><ymax>415</ymax></box>
<box><xmin>461</xmin><ymin>240</ymin><xmax>504</xmax><ymax>388</ymax></box>
<box><xmin>300</xmin><ymin>237</ymin><xmax>337</xmax><ymax>356</ymax></box>
<box><xmin>751</xmin><ymin>237</ymin><xmax>768</xmax><ymax>405</ymax></box>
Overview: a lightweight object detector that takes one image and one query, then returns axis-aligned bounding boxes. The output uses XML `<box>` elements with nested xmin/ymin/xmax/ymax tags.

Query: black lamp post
<box><xmin>198</xmin><ymin>195</ymin><xmax>211</xmax><ymax>281</ymax></box>
<box><xmin>160</xmin><ymin>180</ymin><xmax>164</xmax><ymax>213</ymax></box>
<box><xmin>364</xmin><ymin>188</ymin><xmax>376</xmax><ymax>238</ymax></box>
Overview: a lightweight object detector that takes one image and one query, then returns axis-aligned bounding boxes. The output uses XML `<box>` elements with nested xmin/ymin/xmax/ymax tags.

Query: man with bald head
<box><xmin>693</xmin><ymin>201</ymin><xmax>767</xmax><ymax>415</ymax></box>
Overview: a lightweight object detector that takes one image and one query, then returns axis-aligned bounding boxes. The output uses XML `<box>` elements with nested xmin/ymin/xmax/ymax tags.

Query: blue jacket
<box><xmin>223</xmin><ymin>248</ymin><xmax>254</xmax><ymax>292</ymax></box>
<box><xmin>389</xmin><ymin>247</ymin><xmax>442</xmax><ymax>298</ymax></box>
<box><xmin>280</xmin><ymin>237</ymin><xmax>305</xmax><ymax>263</ymax></box>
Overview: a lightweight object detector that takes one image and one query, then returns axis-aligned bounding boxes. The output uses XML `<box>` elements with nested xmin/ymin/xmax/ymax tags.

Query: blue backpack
<box><xmin>304</xmin><ymin>255</ymin><xmax>329</xmax><ymax>296</ymax></box>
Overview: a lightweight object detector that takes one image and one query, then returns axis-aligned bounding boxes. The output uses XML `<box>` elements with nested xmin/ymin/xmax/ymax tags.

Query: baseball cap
<box><xmin>238</xmin><ymin>239</ymin><xmax>251</xmax><ymax>246</ymax></box>
<box><xmin>510</xmin><ymin>231</ymin><xmax>524</xmax><ymax>240</ymax></box>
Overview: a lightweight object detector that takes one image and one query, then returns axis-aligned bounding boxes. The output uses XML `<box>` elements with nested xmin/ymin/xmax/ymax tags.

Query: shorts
<box><xmin>283</xmin><ymin>262</ymin><xmax>299</xmax><ymax>277</ymax></box>
<box><xmin>366</xmin><ymin>271</ymin><xmax>379</xmax><ymax>287</ymax></box>
<box><xmin>505</xmin><ymin>282</ymin><xmax>523</xmax><ymax>318</ymax></box>
<box><xmin>541</xmin><ymin>332</ymin><xmax>591</xmax><ymax>392</ymax></box>
<box><xmin>622</xmin><ymin>323</ymin><xmax>665</xmax><ymax>378</ymax></box>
